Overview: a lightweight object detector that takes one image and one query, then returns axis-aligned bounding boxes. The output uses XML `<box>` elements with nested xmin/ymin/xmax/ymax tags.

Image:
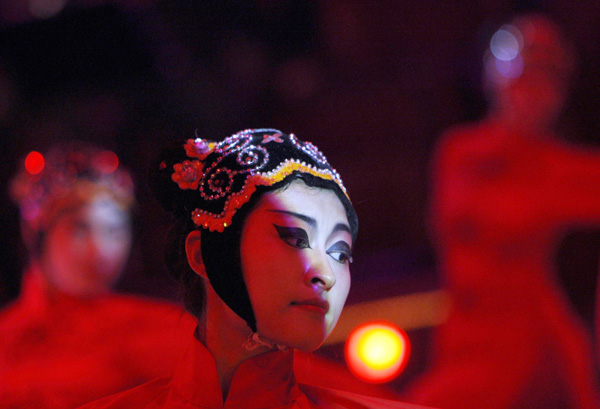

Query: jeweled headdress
<box><xmin>153</xmin><ymin>129</ymin><xmax>356</xmax><ymax>333</ymax></box>
<box><xmin>168</xmin><ymin>128</ymin><xmax>349</xmax><ymax>232</ymax></box>
<box><xmin>10</xmin><ymin>142</ymin><xmax>134</xmax><ymax>236</ymax></box>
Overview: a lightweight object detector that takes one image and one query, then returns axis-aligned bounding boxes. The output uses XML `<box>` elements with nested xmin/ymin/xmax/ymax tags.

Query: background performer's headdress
<box><xmin>10</xmin><ymin>142</ymin><xmax>134</xmax><ymax>237</ymax></box>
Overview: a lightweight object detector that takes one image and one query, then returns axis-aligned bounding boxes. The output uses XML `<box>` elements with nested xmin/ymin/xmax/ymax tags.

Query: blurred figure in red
<box><xmin>0</xmin><ymin>142</ymin><xmax>191</xmax><ymax>408</ymax></box>
<box><xmin>405</xmin><ymin>14</ymin><xmax>600</xmax><ymax>409</ymax></box>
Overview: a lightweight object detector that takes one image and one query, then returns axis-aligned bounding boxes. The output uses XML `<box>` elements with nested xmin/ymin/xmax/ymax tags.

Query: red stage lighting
<box><xmin>345</xmin><ymin>321</ymin><xmax>410</xmax><ymax>383</ymax></box>
<box><xmin>93</xmin><ymin>150</ymin><xmax>119</xmax><ymax>174</ymax></box>
<box><xmin>24</xmin><ymin>151</ymin><xmax>45</xmax><ymax>175</ymax></box>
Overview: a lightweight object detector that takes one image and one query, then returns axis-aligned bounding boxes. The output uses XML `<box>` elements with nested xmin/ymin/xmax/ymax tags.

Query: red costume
<box><xmin>80</xmin><ymin>130</ymin><xmax>431</xmax><ymax>409</ymax></box>
<box><xmin>79</xmin><ymin>332</ymin><xmax>428</xmax><ymax>409</ymax></box>
<box><xmin>406</xmin><ymin>120</ymin><xmax>600</xmax><ymax>409</ymax></box>
<box><xmin>0</xmin><ymin>268</ymin><xmax>193</xmax><ymax>409</ymax></box>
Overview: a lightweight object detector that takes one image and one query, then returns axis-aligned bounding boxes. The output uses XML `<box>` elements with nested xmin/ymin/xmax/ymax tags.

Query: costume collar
<box><xmin>171</xmin><ymin>336</ymin><xmax>301</xmax><ymax>408</ymax></box>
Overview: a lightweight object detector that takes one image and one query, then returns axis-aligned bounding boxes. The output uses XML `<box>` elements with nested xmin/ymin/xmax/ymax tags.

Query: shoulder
<box><xmin>103</xmin><ymin>293</ymin><xmax>182</xmax><ymax>313</ymax></box>
<box><xmin>78</xmin><ymin>377</ymin><xmax>172</xmax><ymax>409</ymax></box>
<box><xmin>96</xmin><ymin>295</ymin><xmax>195</xmax><ymax>352</ymax></box>
<box><xmin>0</xmin><ymin>297</ymin><xmax>34</xmax><ymax>338</ymax></box>
<box><xmin>0</xmin><ymin>298</ymin><xmax>25</xmax><ymax>327</ymax></box>
<box><xmin>97</xmin><ymin>294</ymin><xmax>189</xmax><ymax>326</ymax></box>
<box><xmin>299</xmin><ymin>383</ymin><xmax>435</xmax><ymax>409</ymax></box>
<box><xmin>434</xmin><ymin>122</ymin><xmax>491</xmax><ymax>161</ymax></box>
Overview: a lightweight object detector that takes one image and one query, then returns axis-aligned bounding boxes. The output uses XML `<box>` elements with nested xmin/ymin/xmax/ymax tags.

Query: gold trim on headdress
<box><xmin>171</xmin><ymin>129</ymin><xmax>349</xmax><ymax>232</ymax></box>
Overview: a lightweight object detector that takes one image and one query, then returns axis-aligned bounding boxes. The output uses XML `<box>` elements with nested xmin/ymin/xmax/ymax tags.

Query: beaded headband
<box><xmin>169</xmin><ymin>128</ymin><xmax>349</xmax><ymax>232</ymax></box>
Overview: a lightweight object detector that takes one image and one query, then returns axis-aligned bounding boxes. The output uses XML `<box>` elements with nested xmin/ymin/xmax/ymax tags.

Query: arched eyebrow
<box><xmin>267</xmin><ymin>209</ymin><xmax>351</xmax><ymax>236</ymax></box>
<box><xmin>332</xmin><ymin>223</ymin><xmax>352</xmax><ymax>235</ymax></box>
<box><xmin>267</xmin><ymin>209</ymin><xmax>316</xmax><ymax>227</ymax></box>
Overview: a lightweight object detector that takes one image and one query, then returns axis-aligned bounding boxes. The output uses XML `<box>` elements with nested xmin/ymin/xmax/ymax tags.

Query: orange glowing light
<box><xmin>345</xmin><ymin>321</ymin><xmax>410</xmax><ymax>383</ymax></box>
<box><xmin>25</xmin><ymin>151</ymin><xmax>45</xmax><ymax>175</ymax></box>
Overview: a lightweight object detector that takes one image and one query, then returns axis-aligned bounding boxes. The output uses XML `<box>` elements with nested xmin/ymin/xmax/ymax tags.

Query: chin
<box><xmin>62</xmin><ymin>280</ymin><xmax>110</xmax><ymax>298</ymax></box>
<box><xmin>283</xmin><ymin>336</ymin><xmax>326</xmax><ymax>352</ymax></box>
<box><xmin>257</xmin><ymin>311</ymin><xmax>337</xmax><ymax>351</ymax></box>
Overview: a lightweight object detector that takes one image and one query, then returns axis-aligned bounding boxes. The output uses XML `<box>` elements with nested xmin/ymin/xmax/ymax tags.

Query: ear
<box><xmin>185</xmin><ymin>230</ymin><xmax>207</xmax><ymax>279</ymax></box>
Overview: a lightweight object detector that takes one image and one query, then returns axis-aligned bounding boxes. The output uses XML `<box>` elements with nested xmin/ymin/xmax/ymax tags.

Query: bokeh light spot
<box><xmin>94</xmin><ymin>150</ymin><xmax>119</xmax><ymax>174</ymax></box>
<box><xmin>345</xmin><ymin>321</ymin><xmax>410</xmax><ymax>383</ymax></box>
<box><xmin>490</xmin><ymin>26</ymin><xmax>522</xmax><ymax>61</ymax></box>
<box><xmin>25</xmin><ymin>151</ymin><xmax>45</xmax><ymax>175</ymax></box>
<box><xmin>495</xmin><ymin>54</ymin><xmax>524</xmax><ymax>79</ymax></box>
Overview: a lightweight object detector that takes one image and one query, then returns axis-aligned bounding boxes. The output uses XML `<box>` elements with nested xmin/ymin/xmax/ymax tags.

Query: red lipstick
<box><xmin>292</xmin><ymin>298</ymin><xmax>329</xmax><ymax>315</ymax></box>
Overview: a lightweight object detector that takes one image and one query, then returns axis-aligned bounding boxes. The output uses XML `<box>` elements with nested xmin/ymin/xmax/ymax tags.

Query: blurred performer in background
<box><xmin>406</xmin><ymin>14</ymin><xmax>600</xmax><ymax>409</ymax></box>
<box><xmin>0</xmin><ymin>142</ymin><xmax>190</xmax><ymax>408</ymax></box>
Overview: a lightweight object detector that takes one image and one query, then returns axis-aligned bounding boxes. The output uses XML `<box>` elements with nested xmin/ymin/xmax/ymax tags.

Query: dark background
<box><xmin>1</xmin><ymin>0</ymin><xmax>599</xmax><ymax>390</ymax></box>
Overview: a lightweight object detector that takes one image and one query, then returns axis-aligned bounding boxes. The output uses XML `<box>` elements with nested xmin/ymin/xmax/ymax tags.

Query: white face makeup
<box><xmin>41</xmin><ymin>194</ymin><xmax>132</xmax><ymax>297</ymax></box>
<box><xmin>240</xmin><ymin>179</ymin><xmax>353</xmax><ymax>351</ymax></box>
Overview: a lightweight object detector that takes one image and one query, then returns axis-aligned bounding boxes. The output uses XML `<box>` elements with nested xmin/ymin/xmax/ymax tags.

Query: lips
<box><xmin>292</xmin><ymin>298</ymin><xmax>330</xmax><ymax>314</ymax></box>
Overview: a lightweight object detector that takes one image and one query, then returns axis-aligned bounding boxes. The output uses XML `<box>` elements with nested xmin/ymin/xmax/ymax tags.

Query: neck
<box><xmin>200</xmin><ymin>286</ymin><xmax>272</xmax><ymax>400</ymax></box>
<box><xmin>489</xmin><ymin>105</ymin><xmax>555</xmax><ymax>139</ymax></box>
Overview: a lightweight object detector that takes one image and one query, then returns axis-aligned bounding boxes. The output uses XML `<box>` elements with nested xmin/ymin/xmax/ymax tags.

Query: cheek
<box><xmin>242</xmin><ymin>228</ymin><xmax>297</xmax><ymax>288</ymax></box>
<box><xmin>100</xmin><ymin>234</ymin><xmax>131</xmax><ymax>262</ymax></box>
<box><xmin>330</xmin><ymin>269</ymin><xmax>351</xmax><ymax>316</ymax></box>
<box><xmin>46</xmin><ymin>229</ymin><xmax>78</xmax><ymax>264</ymax></box>
<box><xmin>243</xmin><ymin>247</ymin><xmax>294</xmax><ymax>308</ymax></box>
<box><xmin>42</xmin><ymin>232</ymin><xmax>81</xmax><ymax>286</ymax></box>
<box><xmin>241</xmin><ymin>239</ymin><xmax>276</xmax><ymax>311</ymax></box>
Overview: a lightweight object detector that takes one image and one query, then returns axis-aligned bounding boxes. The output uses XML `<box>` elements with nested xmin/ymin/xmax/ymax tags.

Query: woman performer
<box><xmin>405</xmin><ymin>14</ymin><xmax>600</xmax><ymax>409</ymax></box>
<box><xmin>81</xmin><ymin>129</ymin><xmax>430</xmax><ymax>408</ymax></box>
<box><xmin>1</xmin><ymin>142</ymin><xmax>189</xmax><ymax>408</ymax></box>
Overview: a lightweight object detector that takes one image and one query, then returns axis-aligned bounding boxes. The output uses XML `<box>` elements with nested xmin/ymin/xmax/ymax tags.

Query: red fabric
<box><xmin>0</xmin><ymin>268</ymin><xmax>194</xmax><ymax>409</ymax></box>
<box><xmin>406</xmin><ymin>121</ymin><xmax>600</xmax><ymax>409</ymax></box>
<box><xmin>294</xmin><ymin>350</ymin><xmax>403</xmax><ymax>401</ymax></box>
<box><xmin>79</xmin><ymin>335</ymin><xmax>430</xmax><ymax>409</ymax></box>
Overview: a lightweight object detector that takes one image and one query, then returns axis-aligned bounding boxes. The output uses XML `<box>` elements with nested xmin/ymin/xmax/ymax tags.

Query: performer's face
<box><xmin>241</xmin><ymin>179</ymin><xmax>353</xmax><ymax>351</ymax></box>
<box><xmin>41</xmin><ymin>194</ymin><xmax>132</xmax><ymax>297</ymax></box>
<box><xmin>487</xmin><ymin>16</ymin><xmax>572</xmax><ymax>131</ymax></box>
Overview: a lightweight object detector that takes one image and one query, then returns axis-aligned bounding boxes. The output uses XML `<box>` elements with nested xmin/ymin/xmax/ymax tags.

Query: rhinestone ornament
<box><xmin>172</xmin><ymin>129</ymin><xmax>349</xmax><ymax>232</ymax></box>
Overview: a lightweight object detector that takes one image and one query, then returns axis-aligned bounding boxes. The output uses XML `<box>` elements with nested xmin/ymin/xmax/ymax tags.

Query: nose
<box><xmin>304</xmin><ymin>255</ymin><xmax>336</xmax><ymax>291</ymax></box>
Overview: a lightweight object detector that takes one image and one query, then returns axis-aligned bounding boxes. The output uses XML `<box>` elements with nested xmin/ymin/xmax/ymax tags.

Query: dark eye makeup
<box><xmin>273</xmin><ymin>224</ymin><xmax>311</xmax><ymax>249</ymax></box>
<box><xmin>327</xmin><ymin>241</ymin><xmax>353</xmax><ymax>264</ymax></box>
<box><xmin>273</xmin><ymin>224</ymin><xmax>353</xmax><ymax>264</ymax></box>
